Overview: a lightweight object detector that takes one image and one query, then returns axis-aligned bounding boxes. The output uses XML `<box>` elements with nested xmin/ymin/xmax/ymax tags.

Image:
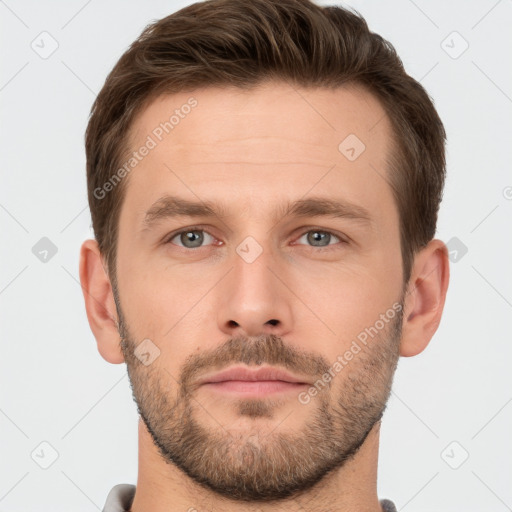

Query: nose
<box><xmin>216</xmin><ymin>239</ymin><xmax>293</xmax><ymax>339</ymax></box>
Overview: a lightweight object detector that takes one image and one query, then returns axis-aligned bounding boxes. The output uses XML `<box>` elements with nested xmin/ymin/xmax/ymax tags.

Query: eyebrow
<box><xmin>142</xmin><ymin>194</ymin><xmax>373</xmax><ymax>230</ymax></box>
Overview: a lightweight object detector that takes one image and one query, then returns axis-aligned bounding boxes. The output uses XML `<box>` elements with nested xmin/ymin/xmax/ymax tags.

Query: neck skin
<box><xmin>129</xmin><ymin>417</ymin><xmax>384</xmax><ymax>512</ymax></box>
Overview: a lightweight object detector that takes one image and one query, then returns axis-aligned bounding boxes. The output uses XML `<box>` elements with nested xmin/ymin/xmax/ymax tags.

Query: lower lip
<box><xmin>202</xmin><ymin>380</ymin><xmax>307</xmax><ymax>396</ymax></box>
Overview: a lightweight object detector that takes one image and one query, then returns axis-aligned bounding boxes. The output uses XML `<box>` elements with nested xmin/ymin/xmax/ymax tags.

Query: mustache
<box><xmin>179</xmin><ymin>334</ymin><xmax>331</xmax><ymax>393</ymax></box>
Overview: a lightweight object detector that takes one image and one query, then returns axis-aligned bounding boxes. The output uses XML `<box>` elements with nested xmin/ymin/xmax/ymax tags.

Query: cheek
<box><xmin>116</xmin><ymin>257</ymin><xmax>217</xmax><ymax>363</ymax></box>
<box><xmin>289</xmin><ymin>263</ymin><xmax>401</xmax><ymax>355</ymax></box>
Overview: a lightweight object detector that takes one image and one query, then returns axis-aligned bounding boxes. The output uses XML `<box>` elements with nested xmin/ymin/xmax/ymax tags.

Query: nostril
<box><xmin>266</xmin><ymin>319</ymin><xmax>279</xmax><ymax>326</ymax></box>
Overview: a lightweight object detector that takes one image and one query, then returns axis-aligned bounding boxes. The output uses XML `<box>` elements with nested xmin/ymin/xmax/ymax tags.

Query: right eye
<box><xmin>165</xmin><ymin>228</ymin><xmax>217</xmax><ymax>249</ymax></box>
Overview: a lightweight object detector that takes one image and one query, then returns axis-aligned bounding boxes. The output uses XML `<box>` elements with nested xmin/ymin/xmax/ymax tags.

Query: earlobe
<box><xmin>79</xmin><ymin>239</ymin><xmax>125</xmax><ymax>364</ymax></box>
<box><xmin>399</xmin><ymin>239</ymin><xmax>450</xmax><ymax>357</ymax></box>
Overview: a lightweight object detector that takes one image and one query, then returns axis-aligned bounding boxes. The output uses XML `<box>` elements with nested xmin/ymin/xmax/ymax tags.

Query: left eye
<box><xmin>295</xmin><ymin>230</ymin><xmax>342</xmax><ymax>248</ymax></box>
<box><xmin>168</xmin><ymin>229</ymin><xmax>216</xmax><ymax>248</ymax></box>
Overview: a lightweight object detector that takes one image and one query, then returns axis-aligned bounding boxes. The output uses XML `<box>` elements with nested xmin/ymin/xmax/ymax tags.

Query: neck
<box><xmin>130</xmin><ymin>418</ymin><xmax>383</xmax><ymax>512</ymax></box>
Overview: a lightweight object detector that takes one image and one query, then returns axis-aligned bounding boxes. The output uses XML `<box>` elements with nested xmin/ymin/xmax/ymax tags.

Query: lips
<box><xmin>198</xmin><ymin>366</ymin><xmax>310</xmax><ymax>386</ymax></box>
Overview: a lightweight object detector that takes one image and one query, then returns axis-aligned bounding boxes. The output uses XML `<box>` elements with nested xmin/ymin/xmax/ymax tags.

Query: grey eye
<box><xmin>170</xmin><ymin>230</ymin><xmax>215</xmax><ymax>248</ymax></box>
<box><xmin>297</xmin><ymin>230</ymin><xmax>340</xmax><ymax>247</ymax></box>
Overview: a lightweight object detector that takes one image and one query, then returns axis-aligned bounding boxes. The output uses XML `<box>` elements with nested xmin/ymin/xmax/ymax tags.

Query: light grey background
<box><xmin>1</xmin><ymin>1</ymin><xmax>511</xmax><ymax>511</ymax></box>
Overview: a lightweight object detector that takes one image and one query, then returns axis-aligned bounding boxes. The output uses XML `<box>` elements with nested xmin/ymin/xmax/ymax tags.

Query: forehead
<box><xmin>129</xmin><ymin>81</ymin><xmax>391</xmax><ymax>161</ymax></box>
<box><xmin>121</xmin><ymin>81</ymin><xmax>396</xmax><ymax>229</ymax></box>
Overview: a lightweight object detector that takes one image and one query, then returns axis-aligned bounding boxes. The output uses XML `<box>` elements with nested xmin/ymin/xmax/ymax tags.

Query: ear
<box><xmin>400</xmin><ymin>238</ymin><xmax>450</xmax><ymax>357</ymax></box>
<box><xmin>79</xmin><ymin>239</ymin><xmax>125</xmax><ymax>364</ymax></box>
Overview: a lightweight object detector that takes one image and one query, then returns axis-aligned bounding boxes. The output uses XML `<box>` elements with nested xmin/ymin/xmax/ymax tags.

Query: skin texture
<box><xmin>80</xmin><ymin>81</ymin><xmax>450</xmax><ymax>512</ymax></box>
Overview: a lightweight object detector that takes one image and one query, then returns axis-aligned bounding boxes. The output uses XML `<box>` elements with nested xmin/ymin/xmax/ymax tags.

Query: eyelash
<box><xmin>163</xmin><ymin>225</ymin><xmax>348</xmax><ymax>252</ymax></box>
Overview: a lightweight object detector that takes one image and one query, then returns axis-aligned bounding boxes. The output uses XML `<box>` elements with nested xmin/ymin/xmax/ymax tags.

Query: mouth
<box><xmin>197</xmin><ymin>365</ymin><xmax>311</xmax><ymax>396</ymax></box>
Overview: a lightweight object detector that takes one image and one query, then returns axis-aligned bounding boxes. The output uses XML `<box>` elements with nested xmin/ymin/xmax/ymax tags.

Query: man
<box><xmin>79</xmin><ymin>0</ymin><xmax>450</xmax><ymax>510</ymax></box>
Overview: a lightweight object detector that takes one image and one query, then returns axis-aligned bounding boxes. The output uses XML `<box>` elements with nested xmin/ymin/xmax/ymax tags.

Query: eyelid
<box><xmin>292</xmin><ymin>227</ymin><xmax>349</xmax><ymax>248</ymax></box>
<box><xmin>163</xmin><ymin>225</ymin><xmax>219</xmax><ymax>246</ymax></box>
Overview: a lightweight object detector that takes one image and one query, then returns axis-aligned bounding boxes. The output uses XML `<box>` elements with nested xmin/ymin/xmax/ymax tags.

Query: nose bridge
<box><xmin>234</xmin><ymin>235</ymin><xmax>275</xmax><ymax>296</ymax></box>
<box><xmin>232</xmin><ymin>234</ymin><xmax>279</xmax><ymax>310</ymax></box>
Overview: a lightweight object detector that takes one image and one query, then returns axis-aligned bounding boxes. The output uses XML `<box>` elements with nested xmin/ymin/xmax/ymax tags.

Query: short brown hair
<box><xmin>85</xmin><ymin>0</ymin><xmax>446</xmax><ymax>287</ymax></box>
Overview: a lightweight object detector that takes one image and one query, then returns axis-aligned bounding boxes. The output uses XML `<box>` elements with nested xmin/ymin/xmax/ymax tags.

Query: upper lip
<box><xmin>198</xmin><ymin>366</ymin><xmax>310</xmax><ymax>385</ymax></box>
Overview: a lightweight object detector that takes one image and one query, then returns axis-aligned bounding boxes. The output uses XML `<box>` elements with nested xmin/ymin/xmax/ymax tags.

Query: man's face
<box><xmin>114</xmin><ymin>82</ymin><xmax>405</xmax><ymax>500</ymax></box>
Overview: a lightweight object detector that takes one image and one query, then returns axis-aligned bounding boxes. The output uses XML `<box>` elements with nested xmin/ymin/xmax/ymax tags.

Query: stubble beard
<box><xmin>117</xmin><ymin>302</ymin><xmax>403</xmax><ymax>502</ymax></box>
